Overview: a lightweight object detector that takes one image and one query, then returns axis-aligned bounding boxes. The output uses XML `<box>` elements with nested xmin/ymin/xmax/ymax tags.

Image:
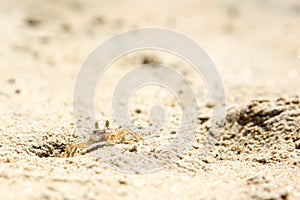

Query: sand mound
<box><xmin>216</xmin><ymin>96</ymin><xmax>300</xmax><ymax>164</ymax></box>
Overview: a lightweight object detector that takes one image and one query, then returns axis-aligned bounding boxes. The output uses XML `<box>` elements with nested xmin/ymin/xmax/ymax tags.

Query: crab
<box><xmin>62</xmin><ymin>120</ymin><xmax>142</xmax><ymax>157</ymax></box>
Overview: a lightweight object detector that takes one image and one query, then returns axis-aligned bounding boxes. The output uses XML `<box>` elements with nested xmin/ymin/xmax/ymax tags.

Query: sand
<box><xmin>0</xmin><ymin>0</ymin><xmax>299</xmax><ymax>199</ymax></box>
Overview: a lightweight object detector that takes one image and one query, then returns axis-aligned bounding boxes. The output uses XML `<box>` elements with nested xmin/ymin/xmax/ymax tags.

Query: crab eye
<box><xmin>105</xmin><ymin>120</ymin><xmax>110</xmax><ymax>128</ymax></box>
<box><xmin>95</xmin><ymin>122</ymin><xmax>99</xmax><ymax>129</ymax></box>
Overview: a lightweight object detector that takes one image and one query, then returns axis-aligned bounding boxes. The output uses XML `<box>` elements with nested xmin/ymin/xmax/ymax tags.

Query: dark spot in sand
<box><xmin>93</xmin><ymin>16</ymin><xmax>105</xmax><ymax>25</ymax></box>
<box><xmin>170</xmin><ymin>131</ymin><xmax>176</xmax><ymax>134</ymax></box>
<box><xmin>7</xmin><ymin>78</ymin><xmax>16</xmax><ymax>84</ymax></box>
<box><xmin>226</xmin><ymin>6</ymin><xmax>240</xmax><ymax>18</ymax></box>
<box><xmin>61</xmin><ymin>23</ymin><xmax>72</xmax><ymax>33</ymax></box>
<box><xmin>206</xmin><ymin>102</ymin><xmax>215</xmax><ymax>108</ymax></box>
<box><xmin>15</xmin><ymin>89</ymin><xmax>21</xmax><ymax>94</ymax></box>
<box><xmin>135</xmin><ymin>109</ymin><xmax>142</xmax><ymax>114</ymax></box>
<box><xmin>198</xmin><ymin>116</ymin><xmax>210</xmax><ymax>124</ymax></box>
<box><xmin>222</xmin><ymin>23</ymin><xmax>235</xmax><ymax>34</ymax></box>
<box><xmin>141</xmin><ymin>55</ymin><xmax>160</xmax><ymax>65</ymax></box>
<box><xmin>25</xmin><ymin>17</ymin><xmax>43</xmax><ymax>28</ymax></box>
<box><xmin>118</xmin><ymin>179</ymin><xmax>127</xmax><ymax>185</ymax></box>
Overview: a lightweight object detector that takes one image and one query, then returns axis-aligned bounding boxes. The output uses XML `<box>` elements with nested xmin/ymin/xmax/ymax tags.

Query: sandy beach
<box><xmin>0</xmin><ymin>0</ymin><xmax>299</xmax><ymax>199</ymax></box>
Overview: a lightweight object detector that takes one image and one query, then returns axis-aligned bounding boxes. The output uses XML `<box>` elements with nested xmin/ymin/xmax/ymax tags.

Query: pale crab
<box><xmin>62</xmin><ymin>120</ymin><xmax>142</xmax><ymax>157</ymax></box>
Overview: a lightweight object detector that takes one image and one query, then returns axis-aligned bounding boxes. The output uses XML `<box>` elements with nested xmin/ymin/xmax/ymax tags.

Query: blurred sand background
<box><xmin>0</xmin><ymin>0</ymin><xmax>300</xmax><ymax>199</ymax></box>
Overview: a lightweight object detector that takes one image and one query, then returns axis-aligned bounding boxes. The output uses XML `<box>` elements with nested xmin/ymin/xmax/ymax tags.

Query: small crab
<box><xmin>62</xmin><ymin>120</ymin><xmax>141</xmax><ymax>157</ymax></box>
